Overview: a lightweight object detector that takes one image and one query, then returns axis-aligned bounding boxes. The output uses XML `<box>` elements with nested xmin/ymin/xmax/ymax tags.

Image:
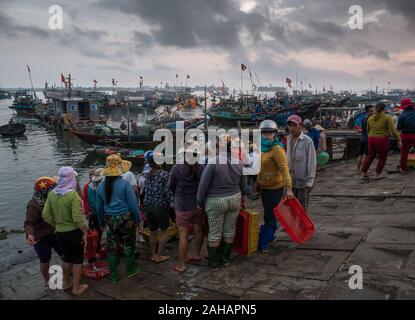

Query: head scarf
<box><xmin>53</xmin><ymin>166</ymin><xmax>78</xmax><ymax>195</ymax></box>
<box><xmin>261</xmin><ymin>133</ymin><xmax>284</xmax><ymax>153</ymax></box>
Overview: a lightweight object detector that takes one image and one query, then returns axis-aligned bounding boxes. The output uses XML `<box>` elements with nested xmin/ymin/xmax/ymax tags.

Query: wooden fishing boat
<box><xmin>208</xmin><ymin>102</ymin><xmax>320</xmax><ymax>126</ymax></box>
<box><xmin>69</xmin><ymin>125</ymin><xmax>157</xmax><ymax>149</ymax></box>
<box><xmin>8</xmin><ymin>91</ymin><xmax>40</xmax><ymax>116</ymax></box>
<box><xmin>0</xmin><ymin>123</ymin><xmax>26</xmax><ymax>137</ymax></box>
<box><xmin>91</xmin><ymin>145</ymin><xmax>146</xmax><ymax>165</ymax></box>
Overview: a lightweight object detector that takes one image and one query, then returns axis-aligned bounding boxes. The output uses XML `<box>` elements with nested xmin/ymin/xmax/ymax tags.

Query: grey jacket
<box><xmin>197</xmin><ymin>154</ymin><xmax>248</xmax><ymax>206</ymax></box>
<box><xmin>286</xmin><ymin>132</ymin><xmax>317</xmax><ymax>189</ymax></box>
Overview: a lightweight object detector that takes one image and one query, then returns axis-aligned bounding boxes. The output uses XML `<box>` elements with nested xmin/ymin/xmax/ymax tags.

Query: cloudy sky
<box><xmin>0</xmin><ymin>0</ymin><xmax>415</xmax><ymax>91</ymax></box>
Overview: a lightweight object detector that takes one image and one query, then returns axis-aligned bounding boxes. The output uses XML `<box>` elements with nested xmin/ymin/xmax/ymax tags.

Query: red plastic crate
<box><xmin>273</xmin><ymin>196</ymin><xmax>315</xmax><ymax>244</ymax></box>
<box><xmin>82</xmin><ymin>261</ymin><xmax>110</xmax><ymax>279</ymax></box>
<box><xmin>232</xmin><ymin>210</ymin><xmax>249</xmax><ymax>255</ymax></box>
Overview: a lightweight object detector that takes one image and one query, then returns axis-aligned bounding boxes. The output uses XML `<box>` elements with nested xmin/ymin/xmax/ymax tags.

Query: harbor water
<box><xmin>0</xmin><ymin>96</ymin><xmax>206</xmax><ymax>231</ymax></box>
<box><xmin>0</xmin><ymin>97</ymin><xmax>104</xmax><ymax>230</ymax></box>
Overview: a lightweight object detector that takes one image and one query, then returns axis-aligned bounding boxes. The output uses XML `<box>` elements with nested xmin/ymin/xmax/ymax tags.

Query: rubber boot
<box><xmin>108</xmin><ymin>255</ymin><xmax>120</xmax><ymax>284</ymax></box>
<box><xmin>125</xmin><ymin>248</ymin><xmax>140</xmax><ymax>277</ymax></box>
<box><xmin>220</xmin><ymin>242</ymin><xmax>233</xmax><ymax>265</ymax></box>
<box><xmin>207</xmin><ymin>246</ymin><xmax>221</xmax><ymax>269</ymax></box>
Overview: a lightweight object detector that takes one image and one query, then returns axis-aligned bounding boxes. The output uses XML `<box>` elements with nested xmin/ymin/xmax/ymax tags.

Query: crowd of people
<box><xmin>357</xmin><ymin>98</ymin><xmax>415</xmax><ymax>179</ymax></box>
<box><xmin>22</xmin><ymin>113</ymin><xmax>331</xmax><ymax>296</ymax></box>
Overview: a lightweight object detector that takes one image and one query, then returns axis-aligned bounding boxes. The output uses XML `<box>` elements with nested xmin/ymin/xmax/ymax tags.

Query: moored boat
<box><xmin>208</xmin><ymin>102</ymin><xmax>320</xmax><ymax>126</ymax></box>
<box><xmin>0</xmin><ymin>89</ymin><xmax>12</xmax><ymax>99</ymax></box>
<box><xmin>0</xmin><ymin>123</ymin><xmax>27</xmax><ymax>137</ymax></box>
<box><xmin>9</xmin><ymin>91</ymin><xmax>40</xmax><ymax>116</ymax></box>
<box><xmin>69</xmin><ymin>125</ymin><xmax>157</xmax><ymax>149</ymax></box>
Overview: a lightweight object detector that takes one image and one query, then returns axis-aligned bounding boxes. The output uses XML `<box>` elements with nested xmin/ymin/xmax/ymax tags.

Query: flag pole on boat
<box><xmin>26</xmin><ymin>64</ymin><xmax>38</xmax><ymax>101</ymax></box>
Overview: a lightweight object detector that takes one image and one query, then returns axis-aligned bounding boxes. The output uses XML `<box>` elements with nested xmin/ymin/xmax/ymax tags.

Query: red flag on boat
<box><xmin>286</xmin><ymin>78</ymin><xmax>292</xmax><ymax>88</ymax></box>
<box><xmin>60</xmin><ymin>73</ymin><xmax>66</xmax><ymax>83</ymax></box>
<box><xmin>93</xmin><ymin>79</ymin><xmax>97</xmax><ymax>84</ymax></box>
<box><xmin>241</xmin><ymin>63</ymin><xmax>247</xmax><ymax>71</ymax></box>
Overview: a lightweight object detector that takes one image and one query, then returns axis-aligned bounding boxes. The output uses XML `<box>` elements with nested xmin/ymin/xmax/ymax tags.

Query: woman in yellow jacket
<box><xmin>257</xmin><ymin>120</ymin><xmax>294</xmax><ymax>252</ymax></box>
<box><xmin>361</xmin><ymin>102</ymin><xmax>402</xmax><ymax>179</ymax></box>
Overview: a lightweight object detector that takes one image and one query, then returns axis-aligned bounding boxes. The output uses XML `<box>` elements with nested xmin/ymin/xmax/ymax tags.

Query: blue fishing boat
<box><xmin>9</xmin><ymin>90</ymin><xmax>40</xmax><ymax>116</ymax></box>
<box><xmin>208</xmin><ymin>94</ymin><xmax>320</xmax><ymax>126</ymax></box>
<box><xmin>0</xmin><ymin>89</ymin><xmax>12</xmax><ymax>99</ymax></box>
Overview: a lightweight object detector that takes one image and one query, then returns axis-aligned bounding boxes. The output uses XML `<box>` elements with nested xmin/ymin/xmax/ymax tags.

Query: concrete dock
<box><xmin>1</xmin><ymin>154</ymin><xmax>415</xmax><ymax>300</ymax></box>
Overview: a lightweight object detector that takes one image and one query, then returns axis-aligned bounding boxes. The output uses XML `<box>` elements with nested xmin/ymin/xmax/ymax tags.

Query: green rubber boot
<box><xmin>220</xmin><ymin>242</ymin><xmax>233</xmax><ymax>265</ymax></box>
<box><xmin>108</xmin><ymin>255</ymin><xmax>120</xmax><ymax>284</ymax></box>
<box><xmin>207</xmin><ymin>246</ymin><xmax>221</xmax><ymax>269</ymax></box>
<box><xmin>125</xmin><ymin>248</ymin><xmax>140</xmax><ymax>277</ymax></box>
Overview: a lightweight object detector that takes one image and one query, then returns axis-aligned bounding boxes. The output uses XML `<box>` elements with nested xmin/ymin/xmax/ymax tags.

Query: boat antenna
<box><xmin>254</xmin><ymin>72</ymin><xmax>261</xmax><ymax>89</ymax></box>
<box><xmin>248</xmin><ymin>68</ymin><xmax>255</xmax><ymax>94</ymax></box>
<box><xmin>215</xmin><ymin>63</ymin><xmax>226</xmax><ymax>93</ymax></box>
<box><xmin>26</xmin><ymin>64</ymin><xmax>38</xmax><ymax>101</ymax></box>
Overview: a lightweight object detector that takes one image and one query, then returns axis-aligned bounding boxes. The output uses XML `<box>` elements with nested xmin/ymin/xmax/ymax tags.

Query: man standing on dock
<box><xmin>356</xmin><ymin>105</ymin><xmax>375</xmax><ymax>174</ymax></box>
<box><xmin>286</xmin><ymin>115</ymin><xmax>317</xmax><ymax>210</ymax></box>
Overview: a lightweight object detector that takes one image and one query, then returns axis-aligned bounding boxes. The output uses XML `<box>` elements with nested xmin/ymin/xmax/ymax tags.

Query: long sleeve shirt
<box><xmin>82</xmin><ymin>182</ymin><xmax>91</xmax><ymax>215</ymax></box>
<box><xmin>397</xmin><ymin>108</ymin><xmax>415</xmax><ymax>134</ymax></box>
<box><xmin>96</xmin><ymin>177</ymin><xmax>141</xmax><ymax>228</ymax></box>
<box><xmin>257</xmin><ymin>145</ymin><xmax>292</xmax><ymax>190</ymax></box>
<box><xmin>286</xmin><ymin>133</ymin><xmax>317</xmax><ymax>189</ymax></box>
<box><xmin>87</xmin><ymin>185</ymin><xmax>98</xmax><ymax>215</ymax></box>
<box><xmin>307</xmin><ymin>128</ymin><xmax>320</xmax><ymax>151</ymax></box>
<box><xmin>169</xmin><ymin>164</ymin><xmax>204</xmax><ymax>211</ymax></box>
<box><xmin>25</xmin><ymin>199</ymin><xmax>55</xmax><ymax>241</ymax></box>
<box><xmin>367</xmin><ymin>113</ymin><xmax>401</xmax><ymax>141</ymax></box>
<box><xmin>42</xmin><ymin>191</ymin><xmax>85</xmax><ymax>232</ymax></box>
<box><xmin>197</xmin><ymin>154</ymin><xmax>248</xmax><ymax>206</ymax></box>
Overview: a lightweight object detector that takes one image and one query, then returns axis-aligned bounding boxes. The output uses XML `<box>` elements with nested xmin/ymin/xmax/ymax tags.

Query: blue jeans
<box><xmin>260</xmin><ymin>188</ymin><xmax>284</xmax><ymax>229</ymax></box>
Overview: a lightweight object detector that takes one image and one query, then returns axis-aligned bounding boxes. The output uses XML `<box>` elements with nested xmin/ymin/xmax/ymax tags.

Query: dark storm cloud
<box><xmin>94</xmin><ymin>0</ymin><xmax>411</xmax><ymax>62</ymax></box>
<box><xmin>96</xmin><ymin>0</ymin><xmax>262</xmax><ymax>48</ymax></box>
<box><xmin>377</xmin><ymin>0</ymin><xmax>415</xmax><ymax>22</ymax></box>
<box><xmin>0</xmin><ymin>12</ymin><xmax>49</xmax><ymax>38</ymax></box>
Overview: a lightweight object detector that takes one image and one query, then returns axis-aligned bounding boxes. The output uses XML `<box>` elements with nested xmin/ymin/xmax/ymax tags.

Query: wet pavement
<box><xmin>1</xmin><ymin>154</ymin><xmax>415</xmax><ymax>300</ymax></box>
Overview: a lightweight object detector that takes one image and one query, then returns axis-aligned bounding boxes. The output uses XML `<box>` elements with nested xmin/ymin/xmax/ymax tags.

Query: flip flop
<box><xmin>186</xmin><ymin>256</ymin><xmax>202</xmax><ymax>263</ymax></box>
<box><xmin>172</xmin><ymin>266</ymin><xmax>186</xmax><ymax>273</ymax></box>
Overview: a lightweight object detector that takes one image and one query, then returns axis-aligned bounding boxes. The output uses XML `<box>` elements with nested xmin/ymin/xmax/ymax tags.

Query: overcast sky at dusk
<box><xmin>1</xmin><ymin>0</ymin><xmax>415</xmax><ymax>92</ymax></box>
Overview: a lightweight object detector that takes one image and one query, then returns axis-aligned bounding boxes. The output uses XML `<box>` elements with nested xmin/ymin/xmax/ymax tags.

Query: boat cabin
<box><xmin>44</xmin><ymin>88</ymin><xmax>106</xmax><ymax>129</ymax></box>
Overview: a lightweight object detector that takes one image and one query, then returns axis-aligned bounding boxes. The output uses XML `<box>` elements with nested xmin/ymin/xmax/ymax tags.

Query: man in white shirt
<box><xmin>286</xmin><ymin>115</ymin><xmax>317</xmax><ymax>210</ymax></box>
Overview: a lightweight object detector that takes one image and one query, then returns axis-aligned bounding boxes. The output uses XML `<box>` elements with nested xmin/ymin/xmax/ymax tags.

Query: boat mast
<box><xmin>26</xmin><ymin>64</ymin><xmax>38</xmax><ymax>101</ymax></box>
